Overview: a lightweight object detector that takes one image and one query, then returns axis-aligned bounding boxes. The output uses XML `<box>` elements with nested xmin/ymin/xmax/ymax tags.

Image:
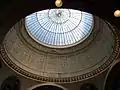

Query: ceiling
<box><xmin>1</xmin><ymin>14</ymin><xmax>119</xmax><ymax>83</ymax></box>
<box><xmin>0</xmin><ymin>0</ymin><xmax>120</xmax><ymax>43</ymax></box>
<box><xmin>0</xmin><ymin>0</ymin><xmax>120</xmax><ymax>84</ymax></box>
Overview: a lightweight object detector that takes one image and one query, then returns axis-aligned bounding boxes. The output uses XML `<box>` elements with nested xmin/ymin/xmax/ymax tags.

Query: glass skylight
<box><xmin>25</xmin><ymin>9</ymin><xmax>93</xmax><ymax>48</ymax></box>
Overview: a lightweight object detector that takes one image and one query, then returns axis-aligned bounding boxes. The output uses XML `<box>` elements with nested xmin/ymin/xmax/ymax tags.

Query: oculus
<box><xmin>25</xmin><ymin>9</ymin><xmax>93</xmax><ymax>48</ymax></box>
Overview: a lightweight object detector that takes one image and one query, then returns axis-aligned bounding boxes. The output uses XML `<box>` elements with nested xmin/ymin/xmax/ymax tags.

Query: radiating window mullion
<box><xmin>27</xmin><ymin>22</ymin><xmax>40</xmax><ymax>32</ymax></box>
<box><xmin>37</xmin><ymin>28</ymin><xmax>44</xmax><ymax>41</ymax></box>
<box><xmin>80</xmin><ymin>22</ymin><xmax>91</xmax><ymax>34</ymax></box>
<box><xmin>66</xmin><ymin>23</ymin><xmax>76</xmax><ymax>43</ymax></box>
<box><xmin>42</xmin><ymin>30</ymin><xmax>48</xmax><ymax>43</ymax></box>
<box><xmin>40</xmin><ymin>29</ymin><xmax>47</xmax><ymax>42</ymax></box>
<box><xmin>57</xmin><ymin>24</ymin><xmax>61</xmax><ymax>33</ymax></box>
<box><xmin>44</xmin><ymin>31</ymin><xmax>50</xmax><ymax>44</ymax></box>
<box><xmin>48</xmin><ymin>32</ymin><xmax>53</xmax><ymax>44</ymax></box>
<box><xmin>26</xmin><ymin>20</ymin><xmax>38</xmax><ymax>26</ymax></box>
<box><xmin>67</xmin><ymin>33</ymin><xmax>71</xmax><ymax>44</ymax></box>
<box><xmin>76</xmin><ymin>27</ymin><xmax>85</xmax><ymax>38</ymax></box>
<box><xmin>72</xmin><ymin>30</ymin><xmax>79</xmax><ymax>41</ymax></box>
<box><xmin>37</xmin><ymin>15</ymin><xmax>48</xmax><ymax>20</ymax></box>
<box><xmin>53</xmin><ymin>33</ymin><xmax>56</xmax><ymax>45</ymax></box>
<box><xmin>65</xmin><ymin>33</ymin><xmax>69</xmax><ymax>45</ymax></box>
<box><xmin>43</xmin><ymin>29</ymin><xmax>51</xmax><ymax>43</ymax></box>
<box><xmin>60</xmin><ymin>34</ymin><xmax>63</xmax><ymax>45</ymax></box>
<box><xmin>54</xmin><ymin>33</ymin><xmax>57</xmax><ymax>45</ymax></box>
<box><xmin>56</xmin><ymin>34</ymin><xmax>59</xmax><ymax>45</ymax></box>
<box><xmin>61</xmin><ymin>25</ymin><xmax>66</xmax><ymax>45</ymax></box>
<box><xmin>59</xmin><ymin>34</ymin><xmax>62</xmax><ymax>45</ymax></box>
<box><xmin>39</xmin><ymin>18</ymin><xmax>49</xmax><ymax>28</ymax></box>
<box><xmin>47</xmin><ymin>20</ymin><xmax>53</xmax><ymax>32</ymax></box>
<box><xmin>49</xmin><ymin>22</ymin><xmax>54</xmax><ymax>33</ymax></box>
<box><xmin>38</xmin><ymin>28</ymin><xmax>45</xmax><ymax>41</ymax></box>
<box><xmin>50</xmin><ymin>33</ymin><xmax>55</xmax><ymax>45</ymax></box>
<box><xmin>30</xmin><ymin>25</ymin><xmax>40</xmax><ymax>35</ymax></box>
<box><xmin>71</xmin><ymin>30</ymin><xmax>77</xmax><ymax>43</ymax></box>
<box><xmin>69</xmin><ymin>32</ymin><xmax>75</xmax><ymax>43</ymax></box>
<box><xmin>43</xmin><ymin>20</ymin><xmax>51</xmax><ymax>31</ymax></box>
<box><xmin>34</xmin><ymin>28</ymin><xmax>41</xmax><ymax>38</ymax></box>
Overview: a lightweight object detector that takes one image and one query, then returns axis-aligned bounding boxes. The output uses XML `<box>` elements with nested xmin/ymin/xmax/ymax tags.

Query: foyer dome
<box><xmin>25</xmin><ymin>9</ymin><xmax>93</xmax><ymax>48</ymax></box>
<box><xmin>0</xmin><ymin>9</ymin><xmax>119</xmax><ymax>84</ymax></box>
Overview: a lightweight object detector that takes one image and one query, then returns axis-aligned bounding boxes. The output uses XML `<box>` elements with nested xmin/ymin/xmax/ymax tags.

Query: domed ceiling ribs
<box><xmin>0</xmin><ymin>10</ymin><xmax>120</xmax><ymax>83</ymax></box>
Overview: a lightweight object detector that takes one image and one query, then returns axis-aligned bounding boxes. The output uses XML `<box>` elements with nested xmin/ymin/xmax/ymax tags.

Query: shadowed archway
<box><xmin>0</xmin><ymin>76</ymin><xmax>20</xmax><ymax>90</ymax></box>
<box><xmin>104</xmin><ymin>61</ymin><xmax>120</xmax><ymax>90</ymax></box>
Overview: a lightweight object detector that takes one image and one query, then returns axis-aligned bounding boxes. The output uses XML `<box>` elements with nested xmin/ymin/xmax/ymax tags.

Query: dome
<box><xmin>0</xmin><ymin>9</ymin><xmax>119</xmax><ymax>84</ymax></box>
<box><xmin>25</xmin><ymin>9</ymin><xmax>93</xmax><ymax>48</ymax></box>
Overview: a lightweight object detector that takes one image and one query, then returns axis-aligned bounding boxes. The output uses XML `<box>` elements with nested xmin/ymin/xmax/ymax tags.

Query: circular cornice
<box><xmin>0</xmin><ymin>17</ymin><xmax>120</xmax><ymax>83</ymax></box>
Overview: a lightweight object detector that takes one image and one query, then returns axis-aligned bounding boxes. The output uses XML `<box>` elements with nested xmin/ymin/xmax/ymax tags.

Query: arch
<box><xmin>28</xmin><ymin>83</ymin><xmax>67</xmax><ymax>90</ymax></box>
<box><xmin>103</xmin><ymin>60</ymin><xmax>120</xmax><ymax>90</ymax></box>
<box><xmin>0</xmin><ymin>76</ymin><xmax>20</xmax><ymax>90</ymax></box>
<box><xmin>80</xmin><ymin>83</ymin><xmax>98</xmax><ymax>90</ymax></box>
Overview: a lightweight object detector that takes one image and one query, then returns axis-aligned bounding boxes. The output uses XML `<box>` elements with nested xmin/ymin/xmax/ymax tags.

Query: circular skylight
<box><xmin>25</xmin><ymin>9</ymin><xmax>93</xmax><ymax>48</ymax></box>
